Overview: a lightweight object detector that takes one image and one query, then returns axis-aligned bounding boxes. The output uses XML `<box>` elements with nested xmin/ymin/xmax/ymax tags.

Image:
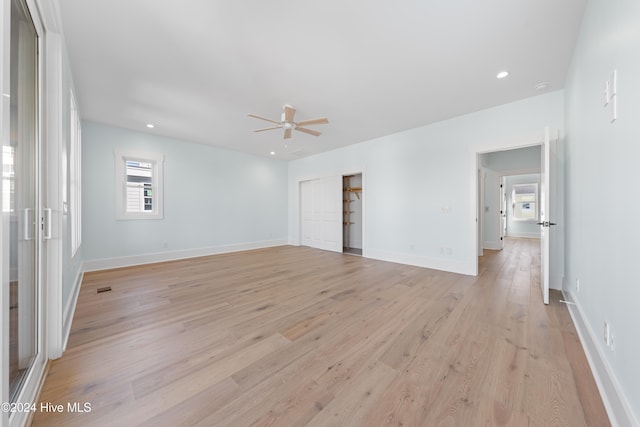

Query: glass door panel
<box><xmin>6</xmin><ymin>0</ymin><xmax>39</xmax><ymax>402</ymax></box>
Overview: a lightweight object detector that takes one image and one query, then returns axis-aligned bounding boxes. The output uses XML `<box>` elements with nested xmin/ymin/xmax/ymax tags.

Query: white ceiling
<box><xmin>58</xmin><ymin>0</ymin><xmax>586</xmax><ymax>160</ymax></box>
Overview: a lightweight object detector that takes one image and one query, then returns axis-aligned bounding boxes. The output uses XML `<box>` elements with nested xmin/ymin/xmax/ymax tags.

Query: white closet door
<box><xmin>300</xmin><ymin>176</ymin><xmax>342</xmax><ymax>252</ymax></box>
<box><xmin>300</xmin><ymin>180</ymin><xmax>313</xmax><ymax>247</ymax></box>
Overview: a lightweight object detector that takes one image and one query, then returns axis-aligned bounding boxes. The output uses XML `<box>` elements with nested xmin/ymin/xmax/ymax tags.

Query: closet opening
<box><xmin>342</xmin><ymin>174</ymin><xmax>362</xmax><ymax>255</ymax></box>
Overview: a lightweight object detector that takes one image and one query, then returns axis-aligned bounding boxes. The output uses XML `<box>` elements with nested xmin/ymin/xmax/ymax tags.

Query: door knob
<box><xmin>537</xmin><ymin>221</ymin><xmax>557</xmax><ymax>227</ymax></box>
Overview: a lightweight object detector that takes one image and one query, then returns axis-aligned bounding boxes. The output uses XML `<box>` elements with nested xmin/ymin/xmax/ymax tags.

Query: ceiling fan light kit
<box><xmin>249</xmin><ymin>104</ymin><xmax>329</xmax><ymax>139</ymax></box>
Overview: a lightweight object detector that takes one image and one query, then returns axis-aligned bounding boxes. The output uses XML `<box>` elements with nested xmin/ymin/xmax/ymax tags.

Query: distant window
<box><xmin>2</xmin><ymin>146</ymin><xmax>15</xmax><ymax>213</ymax></box>
<box><xmin>512</xmin><ymin>183</ymin><xmax>538</xmax><ymax>221</ymax></box>
<box><xmin>125</xmin><ymin>160</ymin><xmax>154</xmax><ymax>212</ymax></box>
<box><xmin>115</xmin><ymin>150</ymin><xmax>163</xmax><ymax>220</ymax></box>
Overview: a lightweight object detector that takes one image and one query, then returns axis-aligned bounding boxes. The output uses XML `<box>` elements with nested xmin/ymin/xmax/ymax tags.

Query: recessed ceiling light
<box><xmin>496</xmin><ymin>71</ymin><xmax>510</xmax><ymax>79</ymax></box>
<box><xmin>146</xmin><ymin>123</ymin><xmax>155</xmax><ymax>129</ymax></box>
<box><xmin>534</xmin><ymin>82</ymin><xmax>550</xmax><ymax>91</ymax></box>
<box><xmin>270</xmin><ymin>151</ymin><xmax>276</xmax><ymax>156</ymax></box>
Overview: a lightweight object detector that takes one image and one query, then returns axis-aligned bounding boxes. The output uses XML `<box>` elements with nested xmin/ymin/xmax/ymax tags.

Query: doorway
<box><xmin>478</xmin><ymin>145</ymin><xmax>541</xmax><ymax>254</ymax></box>
<box><xmin>475</xmin><ymin>129</ymin><xmax>561</xmax><ymax>305</ymax></box>
<box><xmin>342</xmin><ymin>174</ymin><xmax>362</xmax><ymax>255</ymax></box>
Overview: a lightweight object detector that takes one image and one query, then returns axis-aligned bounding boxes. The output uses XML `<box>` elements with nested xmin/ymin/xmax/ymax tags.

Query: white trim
<box><xmin>61</xmin><ymin>267</ymin><xmax>83</xmax><ymax>352</ymax></box>
<box><xmin>562</xmin><ymin>290</ymin><xmax>639</xmax><ymax>427</ymax></box>
<box><xmin>42</xmin><ymin>29</ymin><xmax>64</xmax><ymax>360</ymax></box>
<box><xmin>364</xmin><ymin>248</ymin><xmax>475</xmax><ymax>276</ymax></box>
<box><xmin>33</xmin><ymin>0</ymin><xmax>62</xmax><ymax>33</ymax></box>
<box><xmin>69</xmin><ymin>89</ymin><xmax>81</xmax><ymax>255</ymax></box>
<box><xmin>0</xmin><ymin>0</ymin><xmax>10</xmax><ymax>422</ymax></box>
<box><xmin>7</xmin><ymin>356</ymin><xmax>47</xmax><ymax>427</ymax></box>
<box><xmin>83</xmin><ymin>239</ymin><xmax>288</xmax><ymax>272</ymax></box>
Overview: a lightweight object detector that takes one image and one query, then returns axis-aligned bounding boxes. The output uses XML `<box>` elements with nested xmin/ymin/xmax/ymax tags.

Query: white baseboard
<box><xmin>562</xmin><ymin>290</ymin><xmax>639</xmax><ymax>427</ymax></box>
<box><xmin>83</xmin><ymin>239</ymin><xmax>288</xmax><ymax>272</ymax></box>
<box><xmin>288</xmin><ymin>243</ymin><xmax>474</xmax><ymax>275</ymax></box>
<box><xmin>62</xmin><ymin>267</ymin><xmax>84</xmax><ymax>353</ymax></box>
<box><xmin>364</xmin><ymin>249</ymin><xmax>475</xmax><ymax>276</ymax></box>
<box><xmin>483</xmin><ymin>241</ymin><xmax>503</xmax><ymax>250</ymax></box>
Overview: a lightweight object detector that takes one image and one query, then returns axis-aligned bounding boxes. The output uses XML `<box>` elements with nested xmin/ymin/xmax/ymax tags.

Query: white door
<box><xmin>4</xmin><ymin>0</ymin><xmax>43</xmax><ymax>409</ymax></box>
<box><xmin>300</xmin><ymin>180</ymin><xmax>313</xmax><ymax>247</ymax></box>
<box><xmin>300</xmin><ymin>176</ymin><xmax>342</xmax><ymax>252</ymax></box>
<box><xmin>499</xmin><ymin>177</ymin><xmax>507</xmax><ymax>250</ymax></box>
<box><xmin>539</xmin><ymin>127</ymin><xmax>558</xmax><ymax>305</ymax></box>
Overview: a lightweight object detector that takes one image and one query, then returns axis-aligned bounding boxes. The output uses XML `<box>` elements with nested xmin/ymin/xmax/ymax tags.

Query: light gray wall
<box><xmin>289</xmin><ymin>91</ymin><xmax>564</xmax><ymax>275</ymax></box>
<box><xmin>564</xmin><ymin>0</ymin><xmax>640</xmax><ymax>423</ymax></box>
<box><xmin>504</xmin><ymin>174</ymin><xmax>540</xmax><ymax>238</ymax></box>
<box><xmin>82</xmin><ymin>121</ymin><xmax>288</xmax><ymax>263</ymax></box>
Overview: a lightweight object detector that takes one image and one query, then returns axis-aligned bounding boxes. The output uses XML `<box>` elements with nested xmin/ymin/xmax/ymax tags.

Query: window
<box><xmin>70</xmin><ymin>90</ymin><xmax>82</xmax><ymax>255</ymax></box>
<box><xmin>115</xmin><ymin>149</ymin><xmax>164</xmax><ymax>219</ymax></box>
<box><xmin>512</xmin><ymin>183</ymin><xmax>538</xmax><ymax>221</ymax></box>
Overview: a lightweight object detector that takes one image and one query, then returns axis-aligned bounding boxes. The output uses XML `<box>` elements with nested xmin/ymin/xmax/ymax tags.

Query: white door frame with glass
<box><xmin>1</xmin><ymin>1</ymin><xmax>55</xmax><ymax>426</ymax></box>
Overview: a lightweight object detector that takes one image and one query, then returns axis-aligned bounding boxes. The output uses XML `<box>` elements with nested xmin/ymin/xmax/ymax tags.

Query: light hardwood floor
<box><xmin>32</xmin><ymin>239</ymin><xmax>609</xmax><ymax>426</ymax></box>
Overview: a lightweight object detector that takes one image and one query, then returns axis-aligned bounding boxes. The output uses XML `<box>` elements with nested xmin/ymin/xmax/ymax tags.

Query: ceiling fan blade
<box><xmin>295</xmin><ymin>117</ymin><xmax>329</xmax><ymax>127</ymax></box>
<box><xmin>284</xmin><ymin>128</ymin><xmax>292</xmax><ymax>139</ymax></box>
<box><xmin>254</xmin><ymin>125</ymin><xmax>282</xmax><ymax>132</ymax></box>
<box><xmin>295</xmin><ymin>127</ymin><xmax>321</xmax><ymax>136</ymax></box>
<box><xmin>284</xmin><ymin>105</ymin><xmax>296</xmax><ymax>123</ymax></box>
<box><xmin>248</xmin><ymin>114</ymin><xmax>280</xmax><ymax>125</ymax></box>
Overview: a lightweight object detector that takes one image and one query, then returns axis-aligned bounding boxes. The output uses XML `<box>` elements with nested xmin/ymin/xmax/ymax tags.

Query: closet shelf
<box><xmin>346</xmin><ymin>187</ymin><xmax>361</xmax><ymax>199</ymax></box>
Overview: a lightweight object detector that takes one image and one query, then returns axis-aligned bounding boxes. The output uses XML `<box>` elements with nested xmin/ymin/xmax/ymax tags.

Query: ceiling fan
<box><xmin>248</xmin><ymin>104</ymin><xmax>329</xmax><ymax>139</ymax></box>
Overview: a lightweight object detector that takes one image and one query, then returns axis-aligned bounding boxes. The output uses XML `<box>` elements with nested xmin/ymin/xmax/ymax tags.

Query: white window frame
<box><xmin>511</xmin><ymin>183</ymin><xmax>538</xmax><ymax>221</ymax></box>
<box><xmin>69</xmin><ymin>90</ymin><xmax>82</xmax><ymax>255</ymax></box>
<box><xmin>115</xmin><ymin>149</ymin><xmax>164</xmax><ymax>220</ymax></box>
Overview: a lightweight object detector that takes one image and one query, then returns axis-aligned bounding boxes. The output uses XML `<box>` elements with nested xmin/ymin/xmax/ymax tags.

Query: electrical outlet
<box><xmin>576</xmin><ymin>278</ymin><xmax>580</xmax><ymax>293</ymax></box>
<box><xmin>604</xmin><ymin>321</ymin><xmax>611</xmax><ymax>347</ymax></box>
